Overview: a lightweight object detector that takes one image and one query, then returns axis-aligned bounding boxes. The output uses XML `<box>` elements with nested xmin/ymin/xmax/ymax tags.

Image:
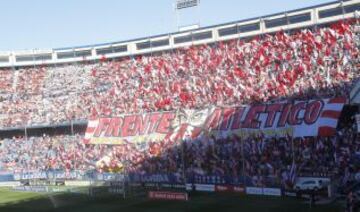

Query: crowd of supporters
<box><xmin>0</xmin><ymin>20</ymin><xmax>358</xmax><ymax>128</ymax></box>
<box><xmin>0</xmin><ymin>134</ymin><xmax>93</xmax><ymax>172</ymax></box>
<box><xmin>0</xmin><ymin>116</ymin><xmax>358</xmax><ymax>188</ymax></box>
<box><xmin>0</xmin><ymin>18</ymin><xmax>359</xmax><ymax>191</ymax></box>
<box><xmin>169</xmin><ymin>119</ymin><xmax>358</xmax><ymax>187</ymax></box>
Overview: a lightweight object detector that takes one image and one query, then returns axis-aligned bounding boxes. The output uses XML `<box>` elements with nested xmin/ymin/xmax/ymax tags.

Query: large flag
<box><xmin>84</xmin><ymin>97</ymin><xmax>346</xmax><ymax>145</ymax></box>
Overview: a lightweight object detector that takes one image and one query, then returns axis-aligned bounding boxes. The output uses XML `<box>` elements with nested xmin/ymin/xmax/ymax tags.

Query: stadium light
<box><xmin>176</xmin><ymin>0</ymin><xmax>199</xmax><ymax>10</ymax></box>
<box><xmin>174</xmin><ymin>0</ymin><xmax>201</xmax><ymax>32</ymax></box>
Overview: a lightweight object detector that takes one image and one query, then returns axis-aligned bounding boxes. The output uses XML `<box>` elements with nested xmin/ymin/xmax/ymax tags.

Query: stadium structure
<box><xmin>0</xmin><ymin>0</ymin><xmax>359</xmax><ymax>211</ymax></box>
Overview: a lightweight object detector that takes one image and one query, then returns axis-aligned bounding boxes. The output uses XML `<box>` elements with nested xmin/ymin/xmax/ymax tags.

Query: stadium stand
<box><xmin>0</xmin><ymin>118</ymin><xmax>358</xmax><ymax>188</ymax></box>
<box><xmin>0</xmin><ymin>19</ymin><xmax>358</xmax><ymax>128</ymax></box>
<box><xmin>0</xmin><ymin>0</ymin><xmax>359</xmax><ymax>199</ymax></box>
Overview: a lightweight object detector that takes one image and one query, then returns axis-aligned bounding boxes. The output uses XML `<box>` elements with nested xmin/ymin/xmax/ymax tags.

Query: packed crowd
<box><xmin>0</xmin><ymin>18</ymin><xmax>359</xmax><ymax>190</ymax></box>
<box><xmin>0</xmin><ymin>116</ymin><xmax>358</xmax><ymax>188</ymax></box>
<box><xmin>0</xmin><ymin>132</ymin><xmax>180</xmax><ymax>174</ymax></box>
<box><xmin>126</xmin><ymin>116</ymin><xmax>360</xmax><ymax>187</ymax></box>
<box><xmin>0</xmin><ymin>20</ymin><xmax>359</xmax><ymax>128</ymax></box>
<box><xmin>0</xmin><ymin>134</ymin><xmax>92</xmax><ymax>172</ymax></box>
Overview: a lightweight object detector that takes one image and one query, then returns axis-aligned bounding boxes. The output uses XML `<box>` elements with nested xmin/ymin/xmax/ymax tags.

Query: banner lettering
<box><xmin>84</xmin><ymin>98</ymin><xmax>345</xmax><ymax>145</ymax></box>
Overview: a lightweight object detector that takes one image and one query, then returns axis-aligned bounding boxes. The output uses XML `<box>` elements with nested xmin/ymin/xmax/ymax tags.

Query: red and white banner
<box><xmin>215</xmin><ymin>185</ymin><xmax>232</xmax><ymax>192</ymax></box>
<box><xmin>215</xmin><ymin>185</ymin><xmax>245</xmax><ymax>193</ymax></box>
<box><xmin>148</xmin><ymin>191</ymin><xmax>188</xmax><ymax>201</ymax></box>
<box><xmin>84</xmin><ymin>97</ymin><xmax>346</xmax><ymax>145</ymax></box>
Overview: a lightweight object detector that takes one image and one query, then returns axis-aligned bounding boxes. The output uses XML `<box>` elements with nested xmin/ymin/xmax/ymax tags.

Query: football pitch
<box><xmin>0</xmin><ymin>187</ymin><xmax>342</xmax><ymax>212</ymax></box>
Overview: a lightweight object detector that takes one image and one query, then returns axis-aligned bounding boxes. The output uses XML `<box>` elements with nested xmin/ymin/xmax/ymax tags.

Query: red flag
<box><xmin>234</xmin><ymin>67</ymin><xmax>246</xmax><ymax>79</ymax></box>
<box><xmin>91</xmin><ymin>69</ymin><xmax>97</xmax><ymax>77</ymax></box>
<box><xmin>144</xmin><ymin>64</ymin><xmax>151</xmax><ymax>74</ymax></box>
<box><xmin>100</xmin><ymin>55</ymin><xmax>107</xmax><ymax>62</ymax></box>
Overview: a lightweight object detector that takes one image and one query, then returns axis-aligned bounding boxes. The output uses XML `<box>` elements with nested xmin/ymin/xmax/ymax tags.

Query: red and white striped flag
<box><xmin>317</xmin><ymin>97</ymin><xmax>347</xmax><ymax>137</ymax></box>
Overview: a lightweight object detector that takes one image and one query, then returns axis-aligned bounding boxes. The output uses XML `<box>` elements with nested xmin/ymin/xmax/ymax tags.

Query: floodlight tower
<box><xmin>174</xmin><ymin>0</ymin><xmax>201</xmax><ymax>31</ymax></box>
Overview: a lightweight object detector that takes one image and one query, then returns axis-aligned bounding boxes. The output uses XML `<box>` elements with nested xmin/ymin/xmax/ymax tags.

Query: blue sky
<box><xmin>0</xmin><ymin>0</ymin><xmax>334</xmax><ymax>51</ymax></box>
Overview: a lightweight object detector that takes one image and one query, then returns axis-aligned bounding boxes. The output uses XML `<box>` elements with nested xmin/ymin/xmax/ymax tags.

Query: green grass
<box><xmin>0</xmin><ymin>187</ymin><xmax>343</xmax><ymax>212</ymax></box>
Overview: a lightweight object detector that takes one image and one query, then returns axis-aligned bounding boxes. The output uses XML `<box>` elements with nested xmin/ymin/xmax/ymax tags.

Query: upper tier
<box><xmin>0</xmin><ymin>0</ymin><xmax>359</xmax><ymax>67</ymax></box>
<box><xmin>0</xmin><ymin>18</ymin><xmax>358</xmax><ymax>129</ymax></box>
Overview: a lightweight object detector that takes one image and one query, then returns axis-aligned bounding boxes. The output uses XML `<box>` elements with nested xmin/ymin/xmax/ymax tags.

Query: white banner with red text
<box><xmin>148</xmin><ymin>191</ymin><xmax>188</xmax><ymax>201</ymax></box>
<box><xmin>84</xmin><ymin>97</ymin><xmax>346</xmax><ymax>145</ymax></box>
